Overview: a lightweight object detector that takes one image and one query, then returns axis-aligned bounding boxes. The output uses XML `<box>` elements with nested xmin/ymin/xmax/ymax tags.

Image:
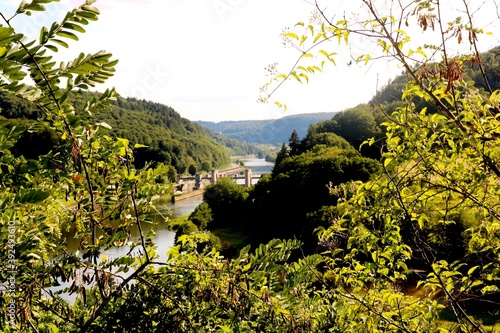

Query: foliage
<box><xmin>260</xmin><ymin>146</ymin><xmax>381</xmax><ymax>251</ymax></box>
<box><xmin>197</xmin><ymin>112</ymin><xmax>336</xmax><ymax>145</ymax></box>
<box><xmin>201</xmin><ymin>144</ymin><xmax>380</xmax><ymax>254</ymax></box>
<box><xmin>86</xmin><ymin>237</ymin><xmax>324</xmax><ymax>332</ymax></box>
<box><xmin>1</xmin><ymin>89</ymin><xmax>233</xmax><ymax>174</ymax></box>
<box><xmin>288</xmin><ymin>129</ymin><xmax>301</xmax><ymax>156</ymax></box>
<box><xmin>201</xmin><ymin>161</ymin><xmax>212</xmax><ymax>173</ymax></box>
<box><xmin>260</xmin><ymin>0</ymin><xmax>500</xmax><ymax>330</ymax></box>
<box><xmin>3</xmin><ymin>0</ymin><xmax>500</xmax><ymax>332</ymax></box>
<box><xmin>264</xmin><ymin>151</ymin><xmax>277</xmax><ymax>162</ymax></box>
<box><xmin>273</xmin><ymin>142</ymin><xmax>289</xmax><ymax>171</ymax></box>
<box><xmin>189</xmin><ymin>202</ymin><xmax>213</xmax><ymax>229</ymax></box>
<box><xmin>330</xmin><ymin>104</ymin><xmax>383</xmax><ymax>158</ymax></box>
<box><xmin>203</xmin><ymin>177</ymin><xmax>249</xmax><ymax>228</ymax></box>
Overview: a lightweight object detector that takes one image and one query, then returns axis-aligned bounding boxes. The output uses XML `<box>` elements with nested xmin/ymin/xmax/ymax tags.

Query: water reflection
<box><xmin>155</xmin><ymin>195</ymin><xmax>204</xmax><ymax>218</ymax></box>
<box><xmin>54</xmin><ymin>195</ymin><xmax>204</xmax><ymax>301</ymax></box>
<box><xmin>240</xmin><ymin>157</ymin><xmax>274</xmax><ymax>176</ymax></box>
<box><xmin>54</xmin><ymin>159</ymin><xmax>271</xmax><ymax>301</ymax></box>
<box><xmin>64</xmin><ymin>195</ymin><xmax>204</xmax><ymax>258</ymax></box>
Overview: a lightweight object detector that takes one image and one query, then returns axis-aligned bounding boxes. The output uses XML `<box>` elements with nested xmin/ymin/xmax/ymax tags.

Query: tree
<box><xmin>188</xmin><ymin>164</ymin><xmax>197</xmax><ymax>176</ymax></box>
<box><xmin>166</xmin><ymin>164</ymin><xmax>177</xmax><ymax>183</ymax></box>
<box><xmin>301</xmin><ymin>121</ymin><xmax>352</xmax><ymax>151</ymax></box>
<box><xmin>260</xmin><ymin>0</ymin><xmax>500</xmax><ymax>331</ymax></box>
<box><xmin>264</xmin><ymin>151</ymin><xmax>277</xmax><ymax>162</ymax></box>
<box><xmin>272</xmin><ymin>142</ymin><xmax>289</xmax><ymax>173</ymax></box>
<box><xmin>203</xmin><ymin>177</ymin><xmax>249</xmax><ymax>228</ymax></box>
<box><xmin>288</xmin><ymin>129</ymin><xmax>301</xmax><ymax>156</ymax></box>
<box><xmin>201</xmin><ymin>161</ymin><xmax>211</xmax><ymax>172</ymax></box>
<box><xmin>188</xmin><ymin>202</ymin><xmax>213</xmax><ymax>229</ymax></box>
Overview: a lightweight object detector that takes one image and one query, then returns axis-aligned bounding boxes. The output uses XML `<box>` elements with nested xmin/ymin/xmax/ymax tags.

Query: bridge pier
<box><xmin>211</xmin><ymin>169</ymin><xmax>218</xmax><ymax>184</ymax></box>
<box><xmin>245</xmin><ymin>169</ymin><xmax>252</xmax><ymax>188</ymax></box>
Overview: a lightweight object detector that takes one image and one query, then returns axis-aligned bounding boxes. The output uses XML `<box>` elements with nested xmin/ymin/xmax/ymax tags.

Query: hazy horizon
<box><xmin>1</xmin><ymin>0</ymin><xmax>499</xmax><ymax>122</ymax></box>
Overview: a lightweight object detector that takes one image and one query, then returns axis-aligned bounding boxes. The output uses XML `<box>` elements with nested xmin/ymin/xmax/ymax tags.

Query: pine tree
<box><xmin>273</xmin><ymin>142</ymin><xmax>289</xmax><ymax>174</ymax></box>
<box><xmin>288</xmin><ymin>129</ymin><xmax>301</xmax><ymax>156</ymax></box>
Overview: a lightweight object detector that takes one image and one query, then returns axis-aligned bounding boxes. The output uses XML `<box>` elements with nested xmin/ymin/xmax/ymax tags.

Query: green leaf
<box><xmin>26</xmin><ymin>4</ymin><xmax>45</xmax><ymax>11</ymax></box>
<box><xmin>51</xmin><ymin>39</ymin><xmax>69</xmax><ymax>48</ymax></box>
<box><xmin>18</xmin><ymin>189</ymin><xmax>50</xmax><ymax>204</ymax></box>
<box><xmin>218</xmin><ymin>325</ymin><xmax>232</xmax><ymax>333</ymax></box>
<box><xmin>383</xmin><ymin>157</ymin><xmax>393</xmax><ymax>168</ymax></box>
<box><xmin>82</xmin><ymin>5</ymin><xmax>100</xmax><ymax>14</ymax></box>
<box><xmin>313</xmin><ymin>32</ymin><xmax>325</xmax><ymax>43</ymax></box>
<box><xmin>417</xmin><ymin>215</ymin><xmax>429</xmax><ymax>229</ymax></box>
<box><xmin>45</xmin><ymin>44</ymin><xmax>58</xmax><ymax>52</ymax></box>
<box><xmin>56</xmin><ymin>30</ymin><xmax>79</xmax><ymax>41</ymax></box>
<box><xmin>62</xmin><ymin>22</ymin><xmax>86</xmax><ymax>33</ymax></box>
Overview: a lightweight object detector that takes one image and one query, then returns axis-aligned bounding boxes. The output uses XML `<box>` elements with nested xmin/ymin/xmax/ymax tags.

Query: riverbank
<box><xmin>172</xmin><ymin>189</ymin><xmax>204</xmax><ymax>202</ymax></box>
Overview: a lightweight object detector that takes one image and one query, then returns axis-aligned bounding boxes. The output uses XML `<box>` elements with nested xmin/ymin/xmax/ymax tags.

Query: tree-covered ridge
<box><xmin>0</xmin><ymin>89</ymin><xmax>262</xmax><ymax>173</ymax></box>
<box><xmin>196</xmin><ymin>111</ymin><xmax>336</xmax><ymax>144</ymax></box>
<box><xmin>283</xmin><ymin>46</ymin><xmax>500</xmax><ymax>162</ymax></box>
<box><xmin>77</xmin><ymin>92</ymin><xmax>233</xmax><ymax>172</ymax></box>
<box><xmin>371</xmin><ymin>46</ymin><xmax>500</xmax><ymax>112</ymax></box>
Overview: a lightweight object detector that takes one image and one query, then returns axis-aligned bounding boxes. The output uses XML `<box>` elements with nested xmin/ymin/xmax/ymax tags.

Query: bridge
<box><xmin>177</xmin><ymin>167</ymin><xmax>257</xmax><ymax>189</ymax></box>
<box><xmin>173</xmin><ymin>167</ymin><xmax>261</xmax><ymax>202</ymax></box>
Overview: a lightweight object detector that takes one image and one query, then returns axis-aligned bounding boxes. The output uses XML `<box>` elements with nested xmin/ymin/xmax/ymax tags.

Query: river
<box><xmin>65</xmin><ymin>158</ymin><xmax>272</xmax><ymax>257</ymax></box>
<box><xmin>56</xmin><ymin>158</ymin><xmax>273</xmax><ymax>300</ymax></box>
<box><xmin>153</xmin><ymin>157</ymin><xmax>273</xmax><ymax>247</ymax></box>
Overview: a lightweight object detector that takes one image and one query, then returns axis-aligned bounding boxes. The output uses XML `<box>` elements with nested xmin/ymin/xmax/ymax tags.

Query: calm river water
<box><xmin>55</xmin><ymin>158</ymin><xmax>273</xmax><ymax>300</ymax></box>
<box><xmin>65</xmin><ymin>158</ymin><xmax>273</xmax><ymax>257</ymax></box>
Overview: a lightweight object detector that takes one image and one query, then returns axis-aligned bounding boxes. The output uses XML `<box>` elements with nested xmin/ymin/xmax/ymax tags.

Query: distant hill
<box><xmin>196</xmin><ymin>112</ymin><xmax>336</xmax><ymax>144</ymax></box>
<box><xmin>0</xmin><ymin>91</ymin><xmax>260</xmax><ymax>173</ymax></box>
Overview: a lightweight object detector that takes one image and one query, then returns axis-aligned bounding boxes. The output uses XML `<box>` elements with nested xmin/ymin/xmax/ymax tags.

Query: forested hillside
<box><xmin>196</xmin><ymin>111</ymin><xmax>336</xmax><ymax>144</ymax></box>
<box><xmin>3</xmin><ymin>1</ymin><xmax>500</xmax><ymax>332</ymax></box>
<box><xmin>294</xmin><ymin>46</ymin><xmax>500</xmax><ymax>159</ymax></box>
<box><xmin>0</xmin><ymin>91</ymin><xmax>260</xmax><ymax>173</ymax></box>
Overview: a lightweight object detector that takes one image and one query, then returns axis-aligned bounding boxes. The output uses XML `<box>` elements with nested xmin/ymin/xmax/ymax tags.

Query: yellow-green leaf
<box><xmin>283</xmin><ymin>32</ymin><xmax>298</xmax><ymax>40</ymax></box>
<box><xmin>383</xmin><ymin>157</ymin><xmax>393</xmax><ymax>168</ymax></box>
<box><xmin>218</xmin><ymin>325</ymin><xmax>232</xmax><ymax>333</ymax></box>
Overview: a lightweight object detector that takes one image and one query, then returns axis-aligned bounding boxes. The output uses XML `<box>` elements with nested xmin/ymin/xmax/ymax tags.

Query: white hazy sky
<box><xmin>1</xmin><ymin>0</ymin><xmax>499</xmax><ymax>121</ymax></box>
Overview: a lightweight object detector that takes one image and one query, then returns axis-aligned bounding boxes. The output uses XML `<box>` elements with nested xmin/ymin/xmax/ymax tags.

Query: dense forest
<box><xmin>196</xmin><ymin>112</ymin><xmax>336</xmax><ymax>144</ymax></box>
<box><xmin>2</xmin><ymin>1</ymin><xmax>500</xmax><ymax>332</ymax></box>
<box><xmin>182</xmin><ymin>43</ymin><xmax>500</xmax><ymax>323</ymax></box>
<box><xmin>0</xmin><ymin>90</ymin><xmax>262</xmax><ymax>174</ymax></box>
<box><xmin>189</xmin><ymin>45</ymin><xmax>500</xmax><ymax>248</ymax></box>
<box><xmin>185</xmin><ymin>129</ymin><xmax>380</xmax><ymax>255</ymax></box>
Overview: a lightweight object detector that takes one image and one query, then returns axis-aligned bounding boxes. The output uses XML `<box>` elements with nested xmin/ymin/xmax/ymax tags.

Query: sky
<box><xmin>1</xmin><ymin>0</ymin><xmax>499</xmax><ymax>122</ymax></box>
